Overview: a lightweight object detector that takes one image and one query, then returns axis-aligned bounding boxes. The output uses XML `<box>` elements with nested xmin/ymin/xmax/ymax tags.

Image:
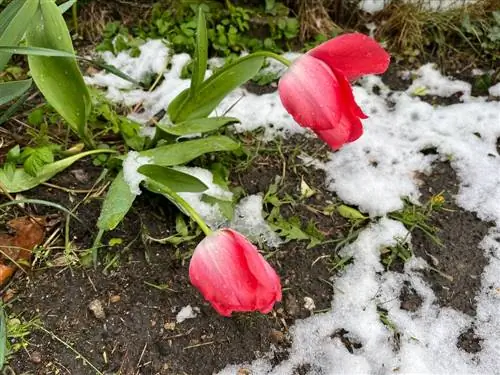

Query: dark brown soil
<box><xmin>410</xmin><ymin>161</ymin><xmax>490</xmax><ymax>317</ymax></box>
<box><xmin>4</xmin><ymin>141</ymin><xmax>348</xmax><ymax>375</ymax></box>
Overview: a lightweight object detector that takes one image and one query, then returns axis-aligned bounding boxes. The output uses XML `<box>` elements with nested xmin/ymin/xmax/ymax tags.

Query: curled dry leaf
<box><xmin>0</xmin><ymin>216</ymin><xmax>47</xmax><ymax>286</ymax></box>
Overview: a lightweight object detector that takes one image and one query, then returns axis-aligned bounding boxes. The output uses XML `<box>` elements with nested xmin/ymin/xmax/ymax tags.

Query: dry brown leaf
<box><xmin>0</xmin><ymin>216</ymin><xmax>47</xmax><ymax>286</ymax></box>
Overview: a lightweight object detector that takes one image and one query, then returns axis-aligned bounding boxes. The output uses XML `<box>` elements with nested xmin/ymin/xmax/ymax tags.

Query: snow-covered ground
<box><xmin>86</xmin><ymin>41</ymin><xmax>500</xmax><ymax>374</ymax></box>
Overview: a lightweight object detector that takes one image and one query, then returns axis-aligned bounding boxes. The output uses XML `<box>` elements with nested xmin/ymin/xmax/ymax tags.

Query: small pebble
<box><xmin>88</xmin><ymin>299</ymin><xmax>106</xmax><ymax>320</ymax></box>
<box><xmin>164</xmin><ymin>321</ymin><xmax>176</xmax><ymax>331</ymax></box>
<box><xmin>30</xmin><ymin>351</ymin><xmax>42</xmax><ymax>364</ymax></box>
<box><xmin>270</xmin><ymin>329</ymin><xmax>285</xmax><ymax>344</ymax></box>
<box><xmin>285</xmin><ymin>294</ymin><xmax>299</xmax><ymax>316</ymax></box>
<box><xmin>304</xmin><ymin>296</ymin><xmax>316</xmax><ymax>312</ymax></box>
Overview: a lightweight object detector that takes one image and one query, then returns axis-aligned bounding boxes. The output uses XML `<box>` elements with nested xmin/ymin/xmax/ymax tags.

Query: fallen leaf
<box><xmin>0</xmin><ymin>216</ymin><xmax>47</xmax><ymax>286</ymax></box>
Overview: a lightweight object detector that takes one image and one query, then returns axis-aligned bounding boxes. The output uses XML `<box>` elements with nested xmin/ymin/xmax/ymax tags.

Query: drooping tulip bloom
<box><xmin>189</xmin><ymin>229</ymin><xmax>281</xmax><ymax>316</ymax></box>
<box><xmin>278</xmin><ymin>33</ymin><xmax>390</xmax><ymax>149</ymax></box>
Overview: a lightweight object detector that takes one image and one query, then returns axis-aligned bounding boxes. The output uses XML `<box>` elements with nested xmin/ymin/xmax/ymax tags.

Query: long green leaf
<box><xmin>25</xmin><ymin>0</ymin><xmax>92</xmax><ymax>144</ymax></box>
<box><xmin>0</xmin><ymin>149</ymin><xmax>116</xmax><ymax>193</ymax></box>
<box><xmin>98</xmin><ymin>136</ymin><xmax>238</xmax><ymax>231</ymax></box>
<box><xmin>96</xmin><ymin>171</ymin><xmax>136</xmax><ymax>231</ymax></box>
<box><xmin>190</xmin><ymin>7</ymin><xmax>208</xmax><ymax>95</ymax></box>
<box><xmin>0</xmin><ymin>46</ymin><xmax>141</xmax><ymax>86</ymax></box>
<box><xmin>156</xmin><ymin>117</ymin><xmax>239</xmax><ymax>136</ymax></box>
<box><xmin>168</xmin><ymin>54</ymin><xmax>265</xmax><ymax>122</ymax></box>
<box><xmin>0</xmin><ymin>78</ymin><xmax>31</xmax><ymax>106</ymax></box>
<box><xmin>140</xmin><ymin>136</ymin><xmax>239</xmax><ymax>166</ymax></box>
<box><xmin>0</xmin><ymin>0</ymin><xmax>38</xmax><ymax>71</ymax></box>
<box><xmin>138</xmin><ymin>165</ymin><xmax>208</xmax><ymax>193</ymax></box>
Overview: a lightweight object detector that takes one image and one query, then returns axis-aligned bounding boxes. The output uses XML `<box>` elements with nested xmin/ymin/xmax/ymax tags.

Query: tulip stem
<box><xmin>148</xmin><ymin>181</ymin><xmax>213</xmax><ymax>236</ymax></box>
<box><xmin>252</xmin><ymin>51</ymin><xmax>292</xmax><ymax>67</ymax></box>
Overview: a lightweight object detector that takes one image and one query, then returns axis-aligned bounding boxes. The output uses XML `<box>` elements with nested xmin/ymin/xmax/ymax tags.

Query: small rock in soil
<box><xmin>303</xmin><ymin>296</ymin><xmax>316</xmax><ymax>312</ymax></box>
<box><xmin>269</xmin><ymin>329</ymin><xmax>285</xmax><ymax>344</ymax></box>
<box><xmin>30</xmin><ymin>351</ymin><xmax>42</xmax><ymax>364</ymax></box>
<box><xmin>88</xmin><ymin>299</ymin><xmax>105</xmax><ymax>320</ymax></box>
<box><xmin>285</xmin><ymin>293</ymin><xmax>299</xmax><ymax>316</ymax></box>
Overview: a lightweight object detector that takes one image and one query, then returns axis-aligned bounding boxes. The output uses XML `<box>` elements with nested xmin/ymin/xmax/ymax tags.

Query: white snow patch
<box><xmin>122</xmin><ymin>151</ymin><xmax>152</xmax><ymax>196</ymax></box>
<box><xmin>173</xmin><ymin>166</ymin><xmax>233</xmax><ymax>230</ymax></box>
<box><xmin>407</xmin><ymin>63</ymin><xmax>471</xmax><ymax>99</ymax></box>
<box><xmin>176</xmin><ymin>305</ymin><xmax>199</xmax><ymax>323</ymax></box>
<box><xmin>489</xmin><ymin>82</ymin><xmax>500</xmax><ymax>97</ymax></box>
<box><xmin>230</xmin><ymin>194</ymin><xmax>282</xmax><ymax>248</ymax></box>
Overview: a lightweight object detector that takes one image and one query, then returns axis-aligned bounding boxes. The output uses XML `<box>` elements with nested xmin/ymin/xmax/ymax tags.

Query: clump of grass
<box><xmin>294</xmin><ymin>0</ymin><xmax>341</xmax><ymax>41</ymax></box>
<box><xmin>374</xmin><ymin>0</ymin><xmax>500</xmax><ymax>68</ymax></box>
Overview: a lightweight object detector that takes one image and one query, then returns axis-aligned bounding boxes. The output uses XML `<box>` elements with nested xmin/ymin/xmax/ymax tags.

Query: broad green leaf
<box><xmin>156</xmin><ymin>116</ymin><xmax>239</xmax><ymax>136</ymax></box>
<box><xmin>0</xmin><ymin>149</ymin><xmax>116</xmax><ymax>193</ymax></box>
<box><xmin>0</xmin><ymin>0</ymin><xmax>38</xmax><ymax>70</ymax></box>
<box><xmin>97</xmin><ymin>171</ymin><xmax>136</xmax><ymax>231</ymax></box>
<box><xmin>168</xmin><ymin>54</ymin><xmax>265</xmax><ymax>122</ymax></box>
<box><xmin>139</xmin><ymin>135</ymin><xmax>239</xmax><ymax>166</ymax></box>
<box><xmin>189</xmin><ymin>7</ymin><xmax>208</xmax><ymax>94</ymax></box>
<box><xmin>59</xmin><ymin>0</ymin><xmax>77</xmax><ymax>14</ymax></box>
<box><xmin>0</xmin><ymin>78</ymin><xmax>31</xmax><ymax>106</ymax></box>
<box><xmin>138</xmin><ymin>165</ymin><xmax>208</xmax><ymax>193</ymax></box>
<box><xmin>25</xmin><ymin>0</ymin><xmax>91</xmax><ymax>143</ymax></box>
<box><xmin>0</xmin><ymin>46</ymin><xmax>141</xmax><ymax>86</ymax></box>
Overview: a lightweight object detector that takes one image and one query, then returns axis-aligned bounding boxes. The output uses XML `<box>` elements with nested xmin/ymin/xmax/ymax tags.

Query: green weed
<box><xmin>96</xmin><ymin>0</ymin><xmax>300</xmax><ymax>60</ymax></box>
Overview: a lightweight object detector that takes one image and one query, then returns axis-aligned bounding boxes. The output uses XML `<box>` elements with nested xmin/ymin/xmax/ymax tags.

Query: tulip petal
<box><xmin>278</xmin><ymin>55</ymin><xmax>341</xmax><ymax>131</ymax></box>
<box><xmin>189</xmin><ymin>229</ymin><xmax>281</xmax><ymax>316</ymax></box>
<box><xmin>308</xmin><ymin>33</ymin><xmax>390</xmax><ymax>81</ymax></box>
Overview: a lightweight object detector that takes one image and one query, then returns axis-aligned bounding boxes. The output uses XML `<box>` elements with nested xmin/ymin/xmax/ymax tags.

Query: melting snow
<box><xmin>86</xmin><ymin>42</ymin><xmax>500</xmax><ymax>374</ymax></box>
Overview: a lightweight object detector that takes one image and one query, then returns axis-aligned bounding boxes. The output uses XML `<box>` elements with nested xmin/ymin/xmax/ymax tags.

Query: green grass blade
<box><xmin>0</xmin><ymin>46</ymin><xmax>141</xmax><ymax>86</ymax></box>
<box><xmin>0</xmin><ymin>199</ymin><xmax>82</xmax><ymax>223</ymax></box>
<box><xmin>58</xmin><ymin>0</ymin><xmax>77</xmax><ymax>14</ymax></box>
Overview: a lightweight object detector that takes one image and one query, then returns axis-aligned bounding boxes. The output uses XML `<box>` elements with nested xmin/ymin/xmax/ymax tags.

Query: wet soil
<box><xmin>3</xmin><ymin>140</ymin><xmax>349</xmax><ymax>374</ymax></box>
<box><xmin>411</xmin><ymin>161</ymin><xmax>490</xmax><ymax>317</ymax></box>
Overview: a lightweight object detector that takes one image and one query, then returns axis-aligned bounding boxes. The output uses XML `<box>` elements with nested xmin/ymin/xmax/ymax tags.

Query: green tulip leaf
<box><xmin>96</xmin><ymin>171</ymin><xmax>137</xmax><ymax>231</ymax></box>
<box><xmin>168</xmin><ymin>53</ymin><xmax>265</xmax><ymax>122</ymax></box>
<box><xmin>190</xmin><ymin>6</ymin><xmax>208</xmax><ymax>94</ymax></box>
<box><xmin>140</xmin><ymin>135</ymin><xmax>239</xmax><ymax>166</ymax></box>
<box><xmin>156</xmin><ymin>117</ymin><xmax>239</xmax><ymax>136</ymax></box>
<box><xmin>138</xmin><ymin>165</ymin><xmax>208</xmax><ymax>193</ymax></box>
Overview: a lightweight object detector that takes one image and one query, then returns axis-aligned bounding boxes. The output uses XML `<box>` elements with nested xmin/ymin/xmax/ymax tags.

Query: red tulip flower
<box><xmin>278</xmin><ymin>33</ymin><xmax>390</xmax><ymax>149</ymax></box>
<box><xmin>189</xmin><ymin>229</ymin><xmax>281</xmax><ymax>316</ymax></box>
